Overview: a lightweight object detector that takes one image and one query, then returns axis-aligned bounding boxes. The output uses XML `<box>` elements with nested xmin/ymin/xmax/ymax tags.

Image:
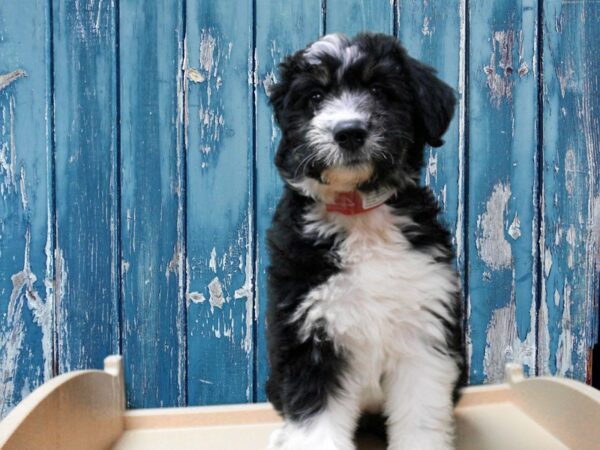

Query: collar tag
<box><xmin>326</xmin><ymin>187</ymin><xmax>395</xmax><ymax>215</ymax></box>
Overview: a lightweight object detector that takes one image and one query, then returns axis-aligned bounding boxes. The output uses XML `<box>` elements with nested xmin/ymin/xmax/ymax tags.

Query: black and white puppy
<box><xmin>266</xmin><ymin>33</ymin><xmax>466</xmax><ymax>450</ymax></box>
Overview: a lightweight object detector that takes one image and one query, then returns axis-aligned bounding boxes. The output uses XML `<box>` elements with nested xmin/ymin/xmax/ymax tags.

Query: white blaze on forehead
<box><xmin>305</xmin><ymin>33</ymin><xmax>362</xmax><ymax>70</ymax></box>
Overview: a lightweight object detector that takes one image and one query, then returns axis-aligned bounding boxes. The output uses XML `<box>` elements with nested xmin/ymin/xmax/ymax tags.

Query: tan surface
<box><xmin>0</xmin><ymin>355</ymin><xmax>124</xmax><ymax>450</ymax></box>
<box><xmin>2</xmin><ymin>358</ymin><xmax>600</xmax><ymax>450</ymax></box>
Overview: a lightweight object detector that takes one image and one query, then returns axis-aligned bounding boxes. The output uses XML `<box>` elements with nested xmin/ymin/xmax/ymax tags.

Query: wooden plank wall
<box><xmin>0</xmin><ymin>0</ymin><xmax>598</xmax><ymax>416</ymax></box>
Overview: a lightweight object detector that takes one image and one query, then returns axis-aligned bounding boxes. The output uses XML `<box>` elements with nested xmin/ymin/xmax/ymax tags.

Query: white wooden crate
<box><xmin>1</xmin><ymin>356</ymin><xmax>599</xmax><ymax>450</ymax></box>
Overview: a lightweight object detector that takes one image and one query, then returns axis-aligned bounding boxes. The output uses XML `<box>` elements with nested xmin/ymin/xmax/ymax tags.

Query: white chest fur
<box><xmin>296</xmin><ymin>204</ymin><xmax>458</xmax><ymax>409</ymax></box>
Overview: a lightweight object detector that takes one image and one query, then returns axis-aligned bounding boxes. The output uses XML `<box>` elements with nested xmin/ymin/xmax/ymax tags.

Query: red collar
<box><xmin>325</xmin><ymin>188</ymin><xmax>396</xmax><ymax>215</ymax></box>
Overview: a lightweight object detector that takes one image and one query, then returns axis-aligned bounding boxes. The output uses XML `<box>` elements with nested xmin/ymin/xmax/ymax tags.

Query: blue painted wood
<box><xmin>540</xmin><ymin>0</ymin><xmax>600</xmax><ymax>381</ymax></box>
<box><xmin>397</xmin><ymin>0</ymin><xmax>466</xmax><ymax>285</ymax></box>
<box><xmin>255</xmin><ymin>0</ymin><xmax>323</xmax><ymax>402</ymax></box>
<box><xmin>119</xmin><ymin>0</ymin><xmax>186</xmax><ymax>408</ymax></box>
<box><xmin>326</xmin><ymin>0</ymin><xmax>394</xmax><ymax>35</ymax></box>
<box><xmin>185</xmin><ymin>0</ymin><xmax>255</xmax><ymax>405</ymax></box>
<box><xmin>467</xmin><ymin>0</ymin><xmax>539</xmax><ymax>383</ymax></box>
<box><xmin>0</xmin><ymin>0</ymin><xmax>53</xmax><ymax>419</ymax></box>
<box><xmin>53</xmin><ymin>0</ymin><xmax>119</xmax><ymax>373</ymax></box>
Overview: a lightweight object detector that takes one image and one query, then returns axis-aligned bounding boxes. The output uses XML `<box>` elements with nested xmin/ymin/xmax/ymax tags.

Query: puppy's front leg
<box><xmin>269</xmin><ymin>393</ymin><xmax>359</xmax><ymax>450</ymax></box>
<box><xmin>268</xmin><ymin>368</ymin><xmax>361</xmax><ymax>450</ymax></box>
<box><xmin>383</xmin><ymin>356</ymin><xmax>459</xmax><ymax>450</ymax></box>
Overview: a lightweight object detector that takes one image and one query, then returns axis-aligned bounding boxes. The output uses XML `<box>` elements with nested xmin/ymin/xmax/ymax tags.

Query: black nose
<box><xmin>333</xmin><ymin>120</ymin><xmax>368</xmax><ymax>151</ymax></box>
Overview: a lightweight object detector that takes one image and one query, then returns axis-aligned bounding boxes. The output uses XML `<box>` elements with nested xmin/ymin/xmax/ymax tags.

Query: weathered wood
<box><xmin>53</xmin><ymin>0</ymin><xmax>119</xmax><ymax>372</ymax></box>
<box><xmin>467</xmin><ymin>0</ymin><xmax>539</xmax><ymax>383</ymax></box>
<box><xmin>185</xmin><ymin>0</ymin><xmax>255</xmax><ymax>404</ymax></box>
<box><xmin>119</xmin><ymin>0</ymin><xmax>186</xmax><ymax>408</ymax></box>
<box><xmin>255</xmin><ymin>0</ymin><xmax>324</xmax><ymax>402</ymax></box>
<box><xmin>326</xmin><ymin>0</ymin><xmax>394</xmax><ymax>35</ymax></box>
<box><xmin>0</xmin><ymin>0</ymin><xmax>53</xmax><ymax>419</ymax></box>
<box><xmin>539</xmin><ymin>0</ymin><xmax>600</xmax><ymax>381</ymax></box>
<box><xmin>397</xmin><ymin>0</ymin><xmax>466</xmax><ymax>294</ymax></box>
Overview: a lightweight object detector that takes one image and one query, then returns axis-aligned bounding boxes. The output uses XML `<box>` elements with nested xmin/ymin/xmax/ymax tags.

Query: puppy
<box><xmin>265</xmin><ymin>33</ymin><xmax>466</xmax><ymax>450</ymax></box>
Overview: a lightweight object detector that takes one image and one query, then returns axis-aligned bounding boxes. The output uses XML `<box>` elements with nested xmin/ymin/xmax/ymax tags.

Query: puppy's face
<box><xmin>269</xmin><ymin>33</ymin><xmax>456</xmax><ymax>200</ymax></box>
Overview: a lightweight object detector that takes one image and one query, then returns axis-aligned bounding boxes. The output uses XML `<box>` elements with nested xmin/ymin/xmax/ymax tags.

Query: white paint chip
<box><xmin>209</xmin><ymin>247</ymin><xmax>217</xmax><ymax>273</ymax></box>
<box><xmin>187</xmin><ymin>67</ymin><xmax>205</xmax><ymax>83</ymax></box>
<box><xmin>199</xmin><ymin>31</ymin><xmax>216</xmax><ymax>74</ymax></box>
<box><xmin>208</xmin><ymin>277</ymin><xmax>225</xmax><ymax>309</ymax></box>
<box><xmin>508</xmin><ymin>212</ymin><xmax>521</xmax><ymax>240</ymax></box>
<box><xmin>476</xmin><ymin>182</ymin><xmax>512</xmax><ymax>270</ymax></box>
<box><xmin>0</xmin><ymin>70</ymin><xmax>26</xmax><ymax>91</ymax></box>
<box><xmin>187</xmin><ymin>292</ymin><xmax>206</xmax><ymax>304</ymax></box>
<box><xmin>564</xmin><ymin>149</ymin><xmax>576</xmax><ymax>196</ymax></box>
<box><xmin>483</xmin><ymin>300</ymin><xmax>536</xmax><ymax>383</ymax></box>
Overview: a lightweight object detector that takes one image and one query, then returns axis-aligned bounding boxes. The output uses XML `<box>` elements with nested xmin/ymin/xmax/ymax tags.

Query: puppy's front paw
<box><xmin>267</xmin><ymin>426</ymin><xmax>286</xmax><ymax>450</ymax></box>
<box><xmin>267</xmin><ymin>422</ymin><xmax>355</xmax><ymax>450</ymax></box>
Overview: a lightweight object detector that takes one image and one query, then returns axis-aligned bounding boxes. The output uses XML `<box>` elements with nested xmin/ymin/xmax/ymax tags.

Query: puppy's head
<box><xmin>269</xmin><ymin>33</ymin><xmax>456</xmax><ymax>200</ymax></box>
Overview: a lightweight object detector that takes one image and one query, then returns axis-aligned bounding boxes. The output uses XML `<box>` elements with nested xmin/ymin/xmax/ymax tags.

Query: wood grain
<box><xmin>53</xmin><ymin>0</ymin><xmax>120</xmax><ymax>374</ymax></box>
<box><xmin>119</xmin><ymin>0</ymin><xmax>186</xmax><ymax>408</ymax></box>
<box><xmin>467</xmin><ymin>0</ymin><xmax>539</xmax><ymax>383</ymax></box>
<box><xmin>185</xmin><ymin>0</ymin><xmax>255</xmax><ymax>405</ymax></box>
<box><xmin>0</xmin><ymin>0</ymin><xmax>53</xmax><ymax>417</ymax></box>
<box><xmin>539</xmin><ymin>0</ymin><xmax>600</xmax><ymax>380</ymax></box>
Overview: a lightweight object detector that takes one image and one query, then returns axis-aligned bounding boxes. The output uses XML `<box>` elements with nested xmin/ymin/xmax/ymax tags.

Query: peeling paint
<box><xmin>165</xmin><ymin>244</ymin><xmax>181</xmax><ymax>280</ymax></box>
<box><xmin>564</xmin><ymin>148</ymin><xmax>576</xmax><ymax>196</ymax></box>
<box><xmin>207</xmin><ymin>277</ymin><xmax>225</xmax><ymax>309</ymax></box>
<box><xmin>556</xmin><ymin>66</ymin><xmax>575</xmax><ymax>98</ymax></box>
<box><xmin>262</xmin><ymin>71</ymin><xmax>277</xmax><ymax>97</ymax></box>
<box><xmin>483</xmin><ymin>30</ymin><xmax>514</xmax><ymax>107</ymax></box>
<box><xmin>566</xmin><ymin>225</ymin><xmax>576</xmax><ymax>269</ymax></box>
<box><xmin>483</xmin><ymin>300</ymin><xmax>536</xmax><ymax>382</ymax></box>
<box><xmin>476</xmin><ymin>182</ymin><xmax>512</xmax><ymax>269</ymax></box>
<box><xmin>537</xmin><ymin>291</ymin><xmax>551</xmax><ymax>375</ymax></box>
<box><xmin>19</xmin><ymin>166</ymin><xmax>28</xmax><ymax>210</ymax></box>
<box><xmin>0</xmin><ymin>70</ymin><xmax>26</xmax><ymax>91</ymax></box>
<box><xmin>234</xmin><ymin>211</ymin><xmax>255</xmax><ymax>354</ymax></box>
<box><xmin>199</xmin><ymin>31</ymin><xmax>216</xmax><ymax>74</ymax></box>
<box><xmin>1</xmin><ymin>230</ymin><xmax>52</xmax><ymax>414</ymax></box>
<box><xmin>556</xmin><ymin>283</ymin><xmax>573</xmax><ymax>376</ymax></box>
<box><xmin>544</xmin><ymin>248</ymin><xmax>553</xmax><ymax>277</ymax></box>
<box><xmin>424</xmin><ymin>149</ymin><xmax>437</xmax><ymax>187</ymax></box>
<box><xmin>422</xmin><ymin>16</ymin><xmax>432</xmax><ymax>37</ymax></box>
<box><xmin>187</xmin><ymin>292</ymin><xmax>206</xmax><ymax>304</ymax></box>
<box><xmin>187</xmin><ymin>67</ymin><xmax>205</xmax><ymax>83</ymax></box>
<box><xmin>508</xmin><ymin>212</ymin><xmax>521</xmax><ymax>240</ymax></box>
<box><xmin>209</xmin><ymin>247</ymin><xmax>217</xmax><ymax>273</ymax></box>
<box><xmin>1</xmin><ymin>96</ymin><xmax>18</xmax><ymax>195</ymax></box>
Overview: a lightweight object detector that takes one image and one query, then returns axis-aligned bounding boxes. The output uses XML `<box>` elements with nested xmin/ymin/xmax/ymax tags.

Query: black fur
<box><xmin>266</xmin><ymin>189</ymin><xmax>346</xmax><ymax>421</ymax></box>
<box><xmin>266</xmin><ymin>32</ymin><xmax>466</xmax><ymax>427</ymax></box>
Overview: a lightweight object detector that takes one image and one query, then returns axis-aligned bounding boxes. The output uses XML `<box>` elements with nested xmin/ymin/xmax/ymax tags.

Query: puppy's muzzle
<box><xmin>333</xmin><ymin>119</ymin><xmax>369</xmax><ymax>153</ymax></box>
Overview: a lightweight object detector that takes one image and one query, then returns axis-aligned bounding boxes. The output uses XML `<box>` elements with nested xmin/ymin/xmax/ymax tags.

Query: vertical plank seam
<box><xmin>180</xmin><ymin>0</ymin><xmax>189</xmax><ymax>407</ymax></box>
<box><xmin>461</xmin><ymin>0</ymin><xmax>471</xmax><ymax>379</ymax></box>
<box><xmin>48</xmin><ymin>0</ymin><xmax>58</xmax><ymax>379</ymax></box>
<box><xmin>393</xmin><ymin>0</ymin><xmax>399</xmax><ymax>38</ymax></box>
<box><xmin>534</xmin><ymin>0</ymin><xmax>545</xmax><ymax>376</ymax></box>
<box><xmin>251</xmin><ymin>0</ymin><xmax>259</xmax><ymax>404</ymax></box>
<box><xmin>321</xmin><ymin>0</ymin><xmax>327</xmax><ymax>35</ymax></box>
<box><xmin>115</xmin><ymin>0</ymin><xmax>124</xmax><ymax>360</ymax></box>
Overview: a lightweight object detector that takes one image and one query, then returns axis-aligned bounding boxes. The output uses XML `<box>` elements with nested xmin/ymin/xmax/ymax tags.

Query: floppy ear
<box><xmin>268</xmin><ymin>51</ymin><xmax>304</xmax><ymax>125</ymax></box>
<box><xmin>268</xmin><ymin>60</ymin><xmax>291</xmax><ymax>126</ymax></box>
<box><xmin>407</xmin><ymin>57</ymin><xmax>456</xmax><ymax>148</ymax></box>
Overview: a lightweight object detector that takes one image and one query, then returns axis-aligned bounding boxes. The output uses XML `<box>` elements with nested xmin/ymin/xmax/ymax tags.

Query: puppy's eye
<box><xmin>370</xmin><ymin>86</ymin><xmax>383</xmax><ymax>98</ymax></box>
<box><xmin>309</xmin><ymin>91</ymin><xmax>324</xmax><ymax>105</ymax></box>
